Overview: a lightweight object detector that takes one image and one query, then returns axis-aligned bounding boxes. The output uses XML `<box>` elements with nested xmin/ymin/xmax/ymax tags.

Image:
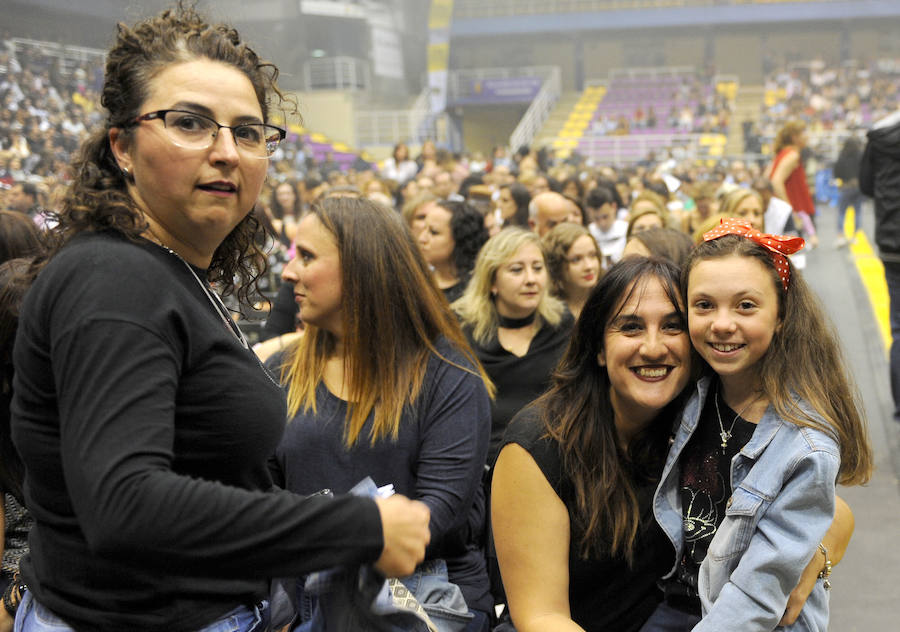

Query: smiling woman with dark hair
<box><xmin>493</xmin><ymin>256</ymin><xmax>689</xmax><ymax>632</ymax></box>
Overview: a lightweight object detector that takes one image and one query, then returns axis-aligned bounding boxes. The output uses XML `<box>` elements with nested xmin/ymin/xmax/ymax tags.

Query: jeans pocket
<box><xmin>16</xmin><ymin>593</ymin><xmax>76</xmax><ymax>632</ymax></box>
<box><xmin>194</xmin><ymin>601</ymin><xmax>267</xmax><ymax>632</ymax></box>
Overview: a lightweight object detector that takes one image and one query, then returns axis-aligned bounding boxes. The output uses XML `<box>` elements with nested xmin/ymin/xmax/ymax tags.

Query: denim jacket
<box><xmin>272</xmin><ymin>478</ymin><xmax>473</xmax><ymax>632</ymax></box>
<box><xmin>652</xmin><ymin>377</ymin><xmax>840</xmax><ymax>631</ymax></box>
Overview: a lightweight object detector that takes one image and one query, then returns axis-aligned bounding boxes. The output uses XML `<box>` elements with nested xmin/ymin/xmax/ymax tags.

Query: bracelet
<box><xmin>817</xmin><ymin>542</ymin><xmax>832</xmax><ymax>591</ymax></box>
<box><xmin>2</xmin><ymin>573</ymin><xmax>25</xmax><ymax>617</ymax></box>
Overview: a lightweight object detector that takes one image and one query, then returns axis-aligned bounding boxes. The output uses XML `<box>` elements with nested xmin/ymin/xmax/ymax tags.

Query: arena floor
<box><xmin>804</xmin><ymin>203</ymin><xmax>900</xmax><ymax>629</ymax></box>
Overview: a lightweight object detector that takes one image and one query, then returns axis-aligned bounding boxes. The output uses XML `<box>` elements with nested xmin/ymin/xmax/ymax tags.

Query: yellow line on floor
<box><xmin>845</xmin><ymin>208</ymin><xmax>891</xmax><ymax>354</ymax></box>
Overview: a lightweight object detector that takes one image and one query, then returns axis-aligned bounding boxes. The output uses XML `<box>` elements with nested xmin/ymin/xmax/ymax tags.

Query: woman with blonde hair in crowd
<box><xmin>718</xmin><ymin>187</ymin><xmax>766</xmax><ymax>231</ymax></box>
<box><xmin>766</xmin><ymin>120</ymin><xmax>818</xmax><ymax>247</ymax></box>
<box><xmin>272</xmin><ymin>196</ymin><xmax>494</xmax><ymax>631</ymax></box>
<box><xmin>542</xmin><ymin>223</ymin><xmax>602</xmax><ymax>319</ymax></box>
<box><xmin>402</xmin><ymin>191</ymin><xmax>438</xmax><ymax>241</ymax></box>
<box><xmin>453</xmin><ymin>228</ymin><xmax>573</xmax><ymax>464</ymax></box>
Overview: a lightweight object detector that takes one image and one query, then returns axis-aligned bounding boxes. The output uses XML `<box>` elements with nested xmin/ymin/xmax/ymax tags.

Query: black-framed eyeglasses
<box><xmin>129</xmin><ymin>109</ymin><xmax>286</xmax><ymax>158</ymax></box>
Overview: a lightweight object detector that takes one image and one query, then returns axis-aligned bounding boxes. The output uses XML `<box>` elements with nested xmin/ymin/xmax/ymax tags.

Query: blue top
<box><xmin>269</xmin><ymin>337</ymin><xmax>493</xmax><ymax>612</ymax></box>
<box><xmin>653</xmin><ymin>376</ymin><xmax>839</xmax><ymax>631</ymax></box>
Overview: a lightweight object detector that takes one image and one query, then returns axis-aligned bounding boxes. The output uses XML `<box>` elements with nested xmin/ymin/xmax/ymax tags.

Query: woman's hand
<box><xmin>780</xmin><ymin>495</ymin><xmax>854</xmax><ymax>625</ymax></box>
<box><xmin>373</xmin><ymin>495</ymin><xmax>430</xmax><ymax>577</ymax></box>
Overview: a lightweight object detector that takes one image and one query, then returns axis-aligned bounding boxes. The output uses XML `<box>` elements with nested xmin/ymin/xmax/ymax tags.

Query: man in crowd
<box><xmin>861</xmin><ymin>109</ymin><xmax>900</xmax><ymax>424</ymax></box>
<box><xmin>5</xmin><ymin>181</ymin><xmax>39</xmax><ymax>216</ymax></box>
<box><xmin>585</xmin><ymin>186</ymin><xmax>627</xmax><ymax>265</ymax></box>
<box><xmin>529</xmin><ymin>191</ymin><xmax>582</xmax><ymax>236</ymax></box>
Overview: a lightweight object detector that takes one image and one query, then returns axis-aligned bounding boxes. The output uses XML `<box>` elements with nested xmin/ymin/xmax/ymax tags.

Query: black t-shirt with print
<box><xmin>668</xmin><ymin>383</ymin><xmax>756</xmax><ymax>609</ymax></box>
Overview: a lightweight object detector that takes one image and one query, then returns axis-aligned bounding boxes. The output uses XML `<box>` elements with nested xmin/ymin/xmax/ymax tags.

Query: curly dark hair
<box><xmin>438</xmin><ymin>200</ymin><xmax>489</xmax><ymax>277</ymax></box>
<box><xmin>39</xmin><ymin>1</ymin><xmax>295</xmax><ymax>307</ymax></box>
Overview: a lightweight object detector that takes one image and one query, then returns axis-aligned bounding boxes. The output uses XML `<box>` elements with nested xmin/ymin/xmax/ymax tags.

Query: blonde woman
<box><xmin>453</xmin><ymin>228</ymin><xmax>572</xmax><ymax>463</ymax></box>
<box><xmin>719</xmin><ymin>187</ymin><xmax>766</xmax><ymax>231</ymax></box>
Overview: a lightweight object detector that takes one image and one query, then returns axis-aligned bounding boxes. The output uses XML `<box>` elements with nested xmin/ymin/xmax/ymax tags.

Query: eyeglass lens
<box><xmin>162</xmin><ymin>110</ymin><xmax>282</xmax><ymax>157</ymax></box>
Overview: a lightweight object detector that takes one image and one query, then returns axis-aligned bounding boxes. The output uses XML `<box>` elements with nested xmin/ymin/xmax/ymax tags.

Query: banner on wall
<box><xmin>452</xmin><ymin>77</ymin><xmax>544</xmax><ymax>105</ymax></box>
<box><xmin>427</xmin><ymin>0</ymin><xmax>453</xmax><ymax>116</ymax></box>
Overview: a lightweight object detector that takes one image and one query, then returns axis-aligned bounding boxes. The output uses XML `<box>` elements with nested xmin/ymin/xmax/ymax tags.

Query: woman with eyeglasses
<box><xmin>7</xmin><ymin>6</ymin><xmax>429</xmax><ymax>632</ymax></box>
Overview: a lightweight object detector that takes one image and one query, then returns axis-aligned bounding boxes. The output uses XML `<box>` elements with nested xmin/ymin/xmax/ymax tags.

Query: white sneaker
<box><xmin>834</xmin><ymin>236</ymin><xmax>849</xmax><ymax>248</ymax></box>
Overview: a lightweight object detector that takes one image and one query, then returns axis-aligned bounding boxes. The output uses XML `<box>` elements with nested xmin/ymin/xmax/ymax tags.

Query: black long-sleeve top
<box><xmin>464</xmin><ymin>313</ymin><xmax>574</xmax><ymax>464</ymax></box>
<box><xmin>11</xmin><ymin>232</ymin><xmax>382</xmax><ymax>632</ymax></box>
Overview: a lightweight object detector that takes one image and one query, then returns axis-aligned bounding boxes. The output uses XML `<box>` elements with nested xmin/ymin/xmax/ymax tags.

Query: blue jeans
<box><xmin>638</xmin><ymin>601</ymin><xmax>701</xmax><ymax>632</ymax></box>
<box><xmin>294</xmin><ymin>559</ymin><xmax>473</xmax><ymax>632</ymax></box>
<box><xmin>838</xmin><ymin>185</ymin><xmax>864</xmax><ymax>234</ymax></box>
<box><xmin>14</xmin><ymin>590</ymin><xmax>270</xmax><ymax>632</ymax></box>
<box><xmin>883</xmin><ymin>261</ymin><xmax>900</xmax><ymax>423</ymax></box>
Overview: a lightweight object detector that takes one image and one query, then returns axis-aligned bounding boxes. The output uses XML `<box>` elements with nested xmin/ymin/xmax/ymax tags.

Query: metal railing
<box><xmin>509</xmin><ymin>67</ymin><xmax>562</xmax><ymax>151</ymax></box>
<box><xmin>554</xmin><ymin>128</ymin><xmax>859</xmax><ymax>166</ymax></box>
<box><xmin>453</xmin><ymin>0</ymin><xmax>844</xmax><ymax>18</ymax></box>
<box><xmin>10</xmin><ymin>37</ymin><xmax>106</xmax><ymax>75</ymax></box>
<box><xmin>354</xmin><ymin>86</ymin><xmax>442</xmax><ymax>147</ymax></box>
<box><xmin>303</xmin><ymin>57</ymin><xmax>370</xmax><ymax>91</ymax></box>
<box><xmin>608</xmin><ymin>66</ymin><xmax>696</xmax><ymax>81</ymax></box>
<box><xmin>551</xmin><ymin>132</ymin><xmax>705</xmax><ymax>165</ymax></box>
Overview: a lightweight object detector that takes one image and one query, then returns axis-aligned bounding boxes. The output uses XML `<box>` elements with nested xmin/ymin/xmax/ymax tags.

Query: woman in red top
<box><xmin>766</xmin><ymin>120</ymin><xmax>818</xmax><ymax>247</ymax></box>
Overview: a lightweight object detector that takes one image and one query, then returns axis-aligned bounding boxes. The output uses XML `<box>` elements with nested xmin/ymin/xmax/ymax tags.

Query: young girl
<box><xmin>649</xmin><ymin>218</ymin><xmax>872</xmax><ymax>631</ymax></box>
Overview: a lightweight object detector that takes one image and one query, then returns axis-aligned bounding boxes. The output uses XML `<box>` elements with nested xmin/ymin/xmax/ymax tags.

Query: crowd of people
<box><xmin>0</xmin><ymin>5</ymin><xmax>884</xmax><ymax>632</ymax></box>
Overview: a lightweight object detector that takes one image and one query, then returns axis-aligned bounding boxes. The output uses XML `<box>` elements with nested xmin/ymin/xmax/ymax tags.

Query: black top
<box><xmin>860</xmin><ymin>111</ymin><xmax>900</xmax><ymax>257</ymax></box>
<box><xmin>269</xmin><ymin>338</ymin><xmax>493</xmax><ymax>612</ymax></box>
<box><xmin>442</xmin><ymin>279</ymin><xmax>467</xmax><ymax>304</ymax></box>
<box><xmin>11</xmin><ymin>232</ymin><xmax>383</xmax><ymax>632</ymax></box>
<box><xmin>262</xmin><ymin>281</ymin><xmax>299</xmax><ymax>340</ymax></box>
<box><xmin>668</xmin><ymin>384</ymin><xmax>756</xmax><ymax>609</ymax></box>
<box><xmin>464</xmin><ymin>312</ymin><xmax>574</xmax><ymax>464</ymax></box>
<box><xmin>502</xmin><ymin>407</ymin><xmax>672</xmax><ymax>632</ymax></box>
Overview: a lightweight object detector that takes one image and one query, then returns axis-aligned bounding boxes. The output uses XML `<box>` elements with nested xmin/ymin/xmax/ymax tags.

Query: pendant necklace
<box><xmin>146</xmin><ymin>236</ymin><xmax>249</xmax><ymax>349</ymax></box>
<box><xmin>144</xmin><ymin>234</ymin><xmax>286</xmax><ymax>391</ymax></box>
<box><xmin>714</xmin><ymin>382</ymin><xmax>763</xmax><ymax>450</ymax></box>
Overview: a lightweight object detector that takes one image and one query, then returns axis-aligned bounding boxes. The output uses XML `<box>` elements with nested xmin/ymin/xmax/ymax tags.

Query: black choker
<box><xmin>497</xmin><ymin>311</ymin><xmax>537</xmax><ymax>329</ymax></box>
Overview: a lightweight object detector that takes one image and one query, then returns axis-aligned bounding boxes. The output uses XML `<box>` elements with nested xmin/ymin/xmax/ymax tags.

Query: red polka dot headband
<box><xmin>702</xmin><ymin>218</ymin><xmax>805</xmax><ymax>291</ymax></box>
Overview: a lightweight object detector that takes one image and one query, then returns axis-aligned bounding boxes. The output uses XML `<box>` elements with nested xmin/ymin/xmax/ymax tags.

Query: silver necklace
<box><xmin>713</xmin><ymin>383</ymin><xmax>762</xmax><ymax>450</ymax></box>
<box><xmin>149</xmin><ymin>239</ymin><xmax>250</xmax><ymax>349</ymax></box>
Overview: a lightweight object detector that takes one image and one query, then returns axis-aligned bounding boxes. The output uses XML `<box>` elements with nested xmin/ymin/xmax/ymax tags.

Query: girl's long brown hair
<box><xmin>683</xmin><ymin>236</ymin><xmax>873</xmax><ymax>485</ymax></box>
<box><xmin>537</xmin><ymin>256</ymin><xmax>687</xmax><ymax>563</ymax></box>
<box><xmin>280</xmin><ymin>197</ymin><xmax>492</xmax><ymax>447</ymax></box>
